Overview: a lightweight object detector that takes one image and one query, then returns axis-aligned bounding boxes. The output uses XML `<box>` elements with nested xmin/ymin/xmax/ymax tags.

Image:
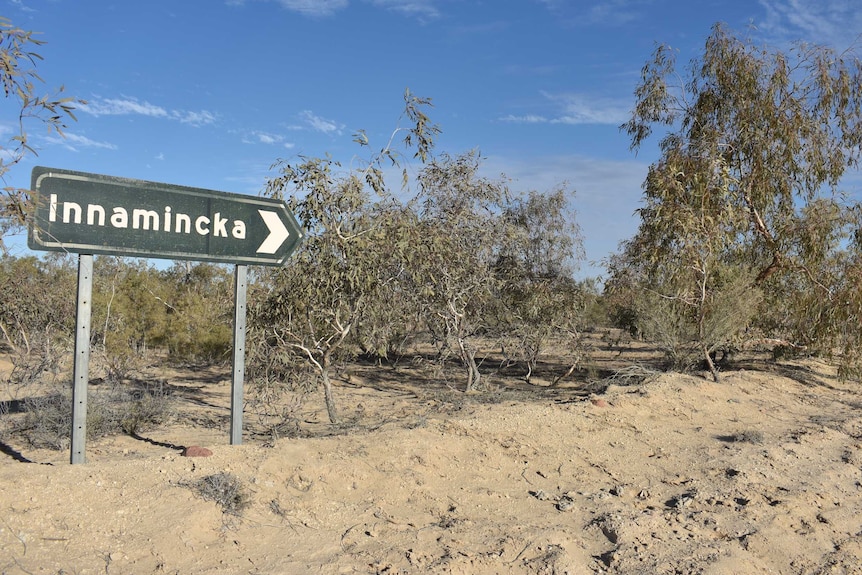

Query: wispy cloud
<box><xmin>80</xmin><ymin>97</ymin><xmax>167</xmax><ymax>118</ymax></box>
<box><xmin>175</xmin><ymin>110</ymin><xmax>217</xmax><ymax>126</ymax></box>
<box><xmin>299</xmin><ymin>110</ymin><xmax>344</xmax><ymax>135</ymax></box>
<box><xmin>44</xmin><ymin>132</ymin><xmax>118</xmax><ymax>152</ymax></box>
<box><xmin>535</xmin><ymin>0</ymin><xmax>645</xmax><ymax>27</ymax></box>
<box><xmin>501</xmin><ymin>91</ymin><xmax>630</xmax><ymax>126</ymax></box>
<box><xmin>499</xmin><ymin>114</ymin><xmax>550</xmax><ymax>124</ymax></box>
<box><xmin>79</xmin><ymin>97</ymin><xmax>217</xmax><ymax>127</ymax></box>
<box><xmin>370</xmin><ymin>0</ymin><xmax>440</xmax><ymax>19</ymax></box>
<box><xmin>228</xmin><ymin>0</ymin><xmax>440</xmax><ymax>20</ymax></box>
<box><xmin>8</xmin><ymin>0</ymin><xmax>35</xmax><ymax>13</ymax></box>
<box><xmin>243</xmin><ymin>130</ymin><xmax>296</xmax><ymax>148</ymax></box>
<box><xmin>254</xmin><ymin>132</ymin><xmax>280</xmax><ymax>145</ymax></box>
<box><xmin>757</xmin><ymin>0</ymin><xmax>862</xmax><ymax>49</ymax></box>
<box><xmin>274</xmin><ymin>0</ymin><xmax>349</xmax><ymax>17</ymax></box>
<box><xmin>585</xmin><ymin>0</ymin><xmax>642</xmax><ymax>26</ymax></box>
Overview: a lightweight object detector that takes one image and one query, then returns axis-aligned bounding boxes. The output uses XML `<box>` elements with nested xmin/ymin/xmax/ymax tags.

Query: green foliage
<box><xmin>410</xmin><ymin>150</ymin><xmax>515</xmax><ymax>390</ymax></box>
<box><xmin>0</xmin><ymin>254</ymin><xmax>75</xmax><ymax>383</ymax></box>
<box><xmin>613</xmin><ymin>23</ymin><xmax>862</xmax><ymax>378</ymax></box>
<box><xmin>251</xmin><ymin>91</ymin><xmax>591</xmax><ymax>410</ymax></box>
<box><xmin>251</xmin><ymin>91</ymin><xmax>441</xmax><ymax>422</ymax></box>
<box><xmin>255</xmin><ymin>161</ymin><xmax>381</xmax><ymax>423</ymax></box>
<box><xmin>352</xmin><ymin>88</ymin><xmax>442</xmax><ymax>193</ymax></box>
<box><xmin>160</xmin><ymin>263</ymin><xmax>233</xmax><ymax>363</ymax></box>
<box><xmin>91</xmin><ymin>258</ymin><xmax>169</xmax><ymax>378</ymax></box>
<box><xmin>87</xmin><ymin>259</ymin><xmax>233</xmax><ymax>374</ymax></box>
<box><xmin>0</xmin><ymin>17</ymin><xmax>82</xmax><ymax>235</ymax></box>
<box><xmin>614</xmin><ymin>264</ymin><xmax>761</xmax><ymax>371</ymax></box>
<box><xmin>495</xmin><ymin>187</ymin><xmax>588</xmax><ymax>383</ymax></box>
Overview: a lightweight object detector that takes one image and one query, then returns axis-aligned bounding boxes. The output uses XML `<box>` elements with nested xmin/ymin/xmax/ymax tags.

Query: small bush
<box><xmin>18</xmin><ymin>391</ymin><xmax>73</xmax><ymax>450</ymax></box>
<box><xmin>631</xmin><ymin>269</ymin><xmax>761</xmax><ymax>373</ymax></box>
<box><xmin>733</xmin><ymin>429</ymin><xmax>764</xmax><ymax>444</ymax></box>
<box><xmin>193</xmin><ymin>472</ymin><xmax>250</xmax><ymax>514</ymax></box>
<box><xmin>120</xmin><ymin>379</ymin><xmax>175</xmax><ymax>435</ymax></box>
<box><xmin>14</xmin><ymin>379</ymin><xmax>174</xmax><ymax>449</ymax></box>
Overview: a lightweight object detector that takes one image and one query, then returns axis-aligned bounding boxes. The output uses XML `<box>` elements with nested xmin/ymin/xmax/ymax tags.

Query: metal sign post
<box><xmin>27</xmin><ymin>167</ymin><xmax>303</xmax><ymax>463</ymax></box>
<box><xmin>71</xmin><ymin>254</ymin><xmax>93</xmax><ymax>464</ymax></box>
<box><xmin>230</xmin><ymin>265</ymin><xmax>248</xmax><ymax>445</ymax></box>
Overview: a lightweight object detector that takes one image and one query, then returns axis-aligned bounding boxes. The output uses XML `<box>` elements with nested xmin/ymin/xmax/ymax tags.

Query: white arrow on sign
<box><xmin>257</xmin><ymin>210</ymin><xmax>290</xmax><ymax>254</ymax></box>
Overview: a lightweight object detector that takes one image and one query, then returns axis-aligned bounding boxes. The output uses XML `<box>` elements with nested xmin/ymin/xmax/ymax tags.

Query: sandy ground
<box><xmin>2</xmin><ymin>355</ymin><xmax>862</xmax><ymax>574</ymax></box>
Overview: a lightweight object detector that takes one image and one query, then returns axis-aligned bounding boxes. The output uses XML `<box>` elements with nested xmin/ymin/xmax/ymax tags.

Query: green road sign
<box><xmin>28</xmin><ymin>166</ymin><xmax>303</xmax><ymax>266</ymax></box>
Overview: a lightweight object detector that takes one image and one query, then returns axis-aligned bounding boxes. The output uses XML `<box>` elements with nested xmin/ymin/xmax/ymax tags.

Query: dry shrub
<box><xmin>193</xmin><ymin>472</ymin><xmax>250</xmax><ymax>515</ymax></box>
<box><xmin>634</xmin><ymin>270</ymin><xmax>761</xmax><ymax>373</ymax></box>
<box><xmin>13</xmin><ymin>379</ymin><xmax>175</xmax><ymax>450</ymax></box>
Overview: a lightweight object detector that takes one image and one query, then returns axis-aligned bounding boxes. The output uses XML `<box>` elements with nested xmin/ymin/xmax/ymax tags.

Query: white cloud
<box><xmin>80</xmin><ymin>97</ymin><xmax>168</xmax><ymax>118</ymax></box>
<box><xmin>64</xmin><ymin>133</ymin><xmax>118</xmax><ymax>149</ymax></box>
<box><xmin>757</xmin><ymin>0</ymin><xmax>862</xmax><ymax>49</ymax></box>
<box><xmin>240</xmin><ymin>130</ymin><xmax>297</xmax><ymax>149</ymax></box>
<box><xmin>300</xmin><ymin>110</ymin><xmax>344</xmax><ymax>135</ymax></box>
<box><xmin>8</xmin><ymin>0</ymin><xmax>35</xmax><ymax>13</ymax></box>
<box><xmin>256</xmin><ymin>132</ymin><xmax>279</xmax><ymax>145</ymax></box>
<box><xmin>80</xmin><ymin>97</ymin><xmax>216</xmax><ymax>127</ymax></box>
<box><xmin>501</xmin><ymin>92</ymin><xmax>630</xmax><ymax>126</ymax></box>
<box><xmin>534</xmin><ymin>0</ymin><xmax>644</xmax><ymax>27</ymax></box>
<box><xmin>230</xmin><ymin>0</ymin><xmax>440</xmax><ymax>20</ymax></box>
<box><xmin>275</xmin><ymin>0</ymin><xmax>349</xmax><ymax>16</ymax></box>
<box><xmin>544</xmin><ymin>91</ymin><xmax>630</xmax><ymax>125</ymax></box>
<box><xmin>45</xmin><ymin>132</ymin><xmax>118</xmax><ymax>151</ymax></box>
<box><xmin>586</xmin><ymin>0</ymin><xmax>641</xmax><ymax>26</ymax></box>
<box><xmin>370</xmin><ymin>0</ymin><xmax>440</xmax><ymax>19</ymax></box>
<box><xmin>499</xmin><ymin>114</ymin><xmax>550</xmax><ymax>124</ymax></box>
<box><xmin>173</xmin><ymin>110</ymin><xmax>217</xmax><ymax>126</ymax></box>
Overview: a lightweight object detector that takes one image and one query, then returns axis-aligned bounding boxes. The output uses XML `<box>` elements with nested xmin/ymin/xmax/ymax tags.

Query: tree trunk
<box><xmin>320</xmin><ymin>354</ymin><xmax>339</xmax><ymax>424</ymax></box>
<box><xmin>702</xmin><ymin>344</ymin><xmax>720</xmax><ymax>383</ymax></box>
<box><xmin>524</xmin><ymin>360</ymin><xmax>534</xmax><ymax>385</ymax></box>
<box><xmin>460</xmin><ymin>338</ymin><xmax>481</xmax><ymax>392</ymax></box>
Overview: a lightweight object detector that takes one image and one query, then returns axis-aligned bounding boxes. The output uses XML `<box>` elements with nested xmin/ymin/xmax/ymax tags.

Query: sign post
<box><xmin>71</xmin><ymin>254</ymin><xmax>93</xmax><ymax>464</ymax></box>
<box><xmin>230</xmin><ymin>265</ymin><xmax>248</xmax><ymax>446</ymax></box>
<box><xmin>28</xmin><ymin>167</ymin><xmax>303</xmax><ymax>463</ymax></box>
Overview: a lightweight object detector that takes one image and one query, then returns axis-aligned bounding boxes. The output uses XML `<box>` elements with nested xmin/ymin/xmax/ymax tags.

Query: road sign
<box><xmin>28</xmin><ymin>166</ymin><xmax>303</xmax><ymax>266</ymax></box>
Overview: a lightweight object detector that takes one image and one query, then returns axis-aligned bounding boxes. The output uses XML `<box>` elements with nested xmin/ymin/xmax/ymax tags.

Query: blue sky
<box><xmin>3</xmin><ymin>0</ymin><xmax>861</xmax><ymax>277</ymax></box>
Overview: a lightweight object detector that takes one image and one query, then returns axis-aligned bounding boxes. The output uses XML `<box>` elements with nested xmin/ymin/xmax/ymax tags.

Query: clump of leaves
<box><xmin>193</xmin><ymin>472</ymin><xmax>250</xmax><ymax>515</ymax></box>
<box><xmin>0</xmin><ymin>17</ymin><xmax>83</xmax><ymax>231</ymax></box>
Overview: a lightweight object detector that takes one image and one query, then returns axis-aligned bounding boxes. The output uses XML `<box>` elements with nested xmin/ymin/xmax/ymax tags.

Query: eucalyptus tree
<box><xmin>250</xmin><ymin>91</ymin><xmax>439</xmax><ymax>423</ymax></box>
<box><xmin>0</xmin><ymin>18</ymin><xmax>81</xmax><ymax>238</ymax></box>
<box><xmin>160</xmin><ymin>262</ymin><xmax>234</xmax><ymax>363</ymax></box>
<box><xmin>91</xmin><ymin>258</ymin><xmax>171</xmax><ymax>379</ymax></box>
<box><xmin>408</xmin><ymin>150</ymin><xmax>515</xmax><ymax>391</ymax></box>
<box><xmin>495</xmin><ymin>187</ymin><xmax>587</xmax><ymax>384</ymax></box>
<box><xmin>615</xmin><ymin>23</ymin><xmax>862</xmax><ymax>377</ymax></box>
<box><xmin>0</xmin><ymin>254</ymin><xmax>75</xmax><ymax>383</ymax></box>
